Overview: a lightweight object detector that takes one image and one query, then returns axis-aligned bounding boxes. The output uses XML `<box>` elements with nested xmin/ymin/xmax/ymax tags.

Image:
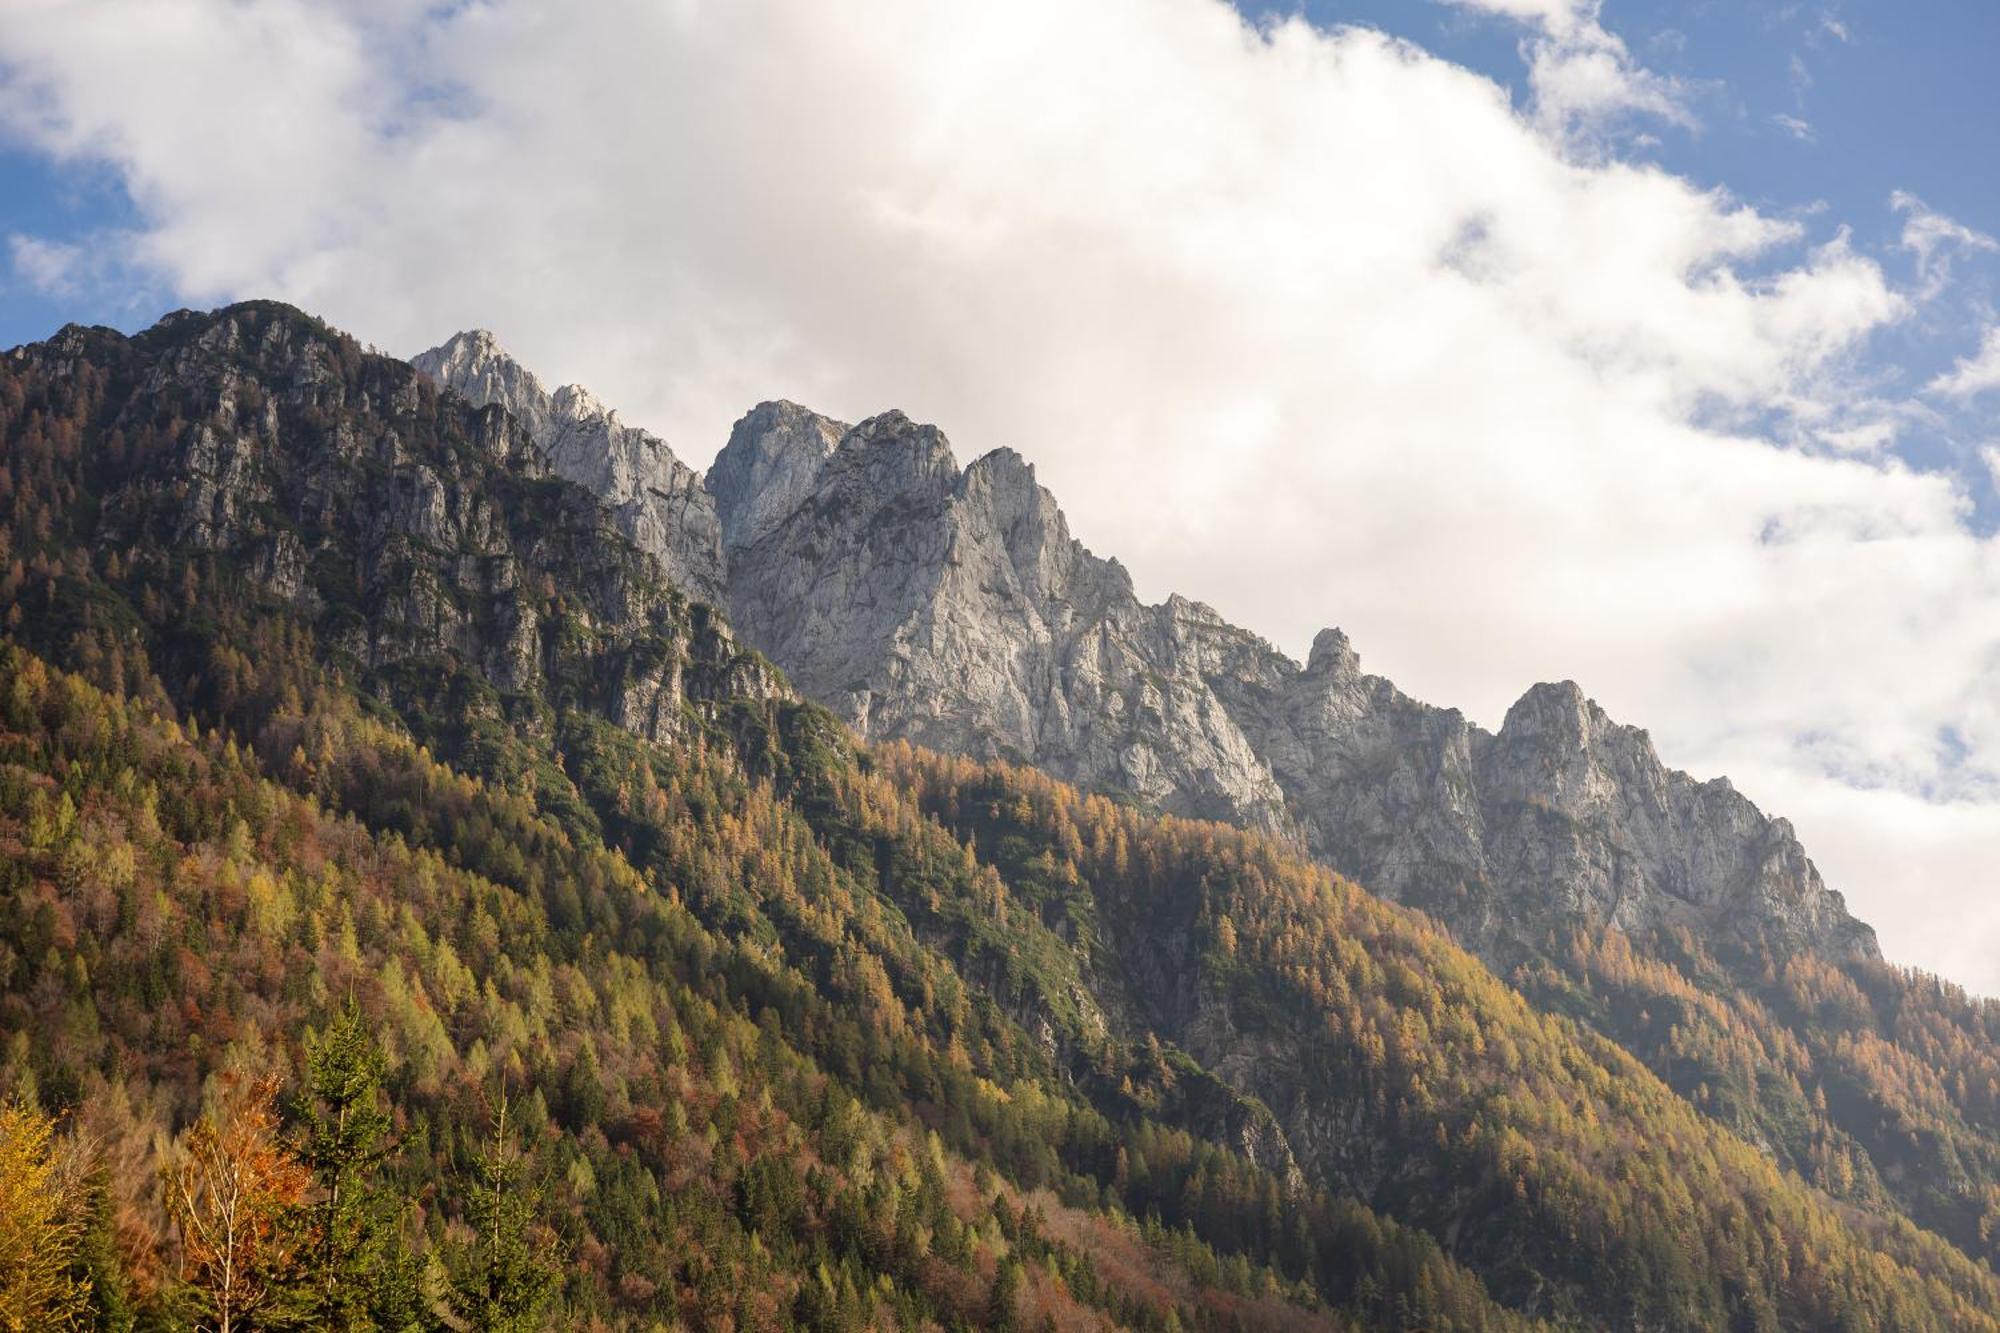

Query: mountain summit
<box><xmin>414</xmin><ymin>329</ymin><xmax>727</xmax><ymax>605</ymax></box>
<box><xmin>417</xmin><ymin>329</ymin><xmax>1877</xmax><ymax>974</ymax></box>
<box><xmin>3</xmin><ymin>301</ymin><xmax>1996</xmax><ymax>1330</ymax></box>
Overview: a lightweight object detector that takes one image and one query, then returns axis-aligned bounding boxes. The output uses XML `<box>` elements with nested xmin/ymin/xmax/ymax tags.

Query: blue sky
<box><xmin>3</xmin><ymin>0</ymin><xmax>2000</xmax><ymax>988</ymax></box>
<box><xmin>7</xmin><ymin>0</ymin><xmax>1996</xmax><ymax>515</ymax></box>
<box><xmin>0</xmin><ymin>152</ymin><xmax>142</xmax><ymax>343</ymax></box>
<box><xmin>1270</xmin><ymin>0</ymin><xmax>2000</xmax><ymax>267</ymax></box>
<box><xmin>1248</xmin><ymin>0</ymin><xmax>2000</xmax><ymax>518</ymax></box>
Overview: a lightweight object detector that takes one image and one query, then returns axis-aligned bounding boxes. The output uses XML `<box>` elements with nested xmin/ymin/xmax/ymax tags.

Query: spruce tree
<box><xmin>449</xmin><ymin>1096</ymin><xmax>561</xmax><ymax>1332</ymax></box>
<box><xmin>296</xmin><ymin>1003</ymin><xmax>421</xmax><ymax>1331</ymax></box>
<box><xmin>988</xmin><ymin>1254</ymin><xmax>1024</xmax><ymax>1333</ymax></box>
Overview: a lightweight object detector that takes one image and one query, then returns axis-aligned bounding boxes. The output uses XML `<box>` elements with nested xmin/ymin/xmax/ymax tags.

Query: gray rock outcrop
<box><xmin>413</xmin><ymin>331</ymin><xmax>727</xmax><ymax>606</ymax></box>
<box><xmin>412</xmin><ymin>333</ymin><xmax>1880</xmax><ymax>969</ymax></box>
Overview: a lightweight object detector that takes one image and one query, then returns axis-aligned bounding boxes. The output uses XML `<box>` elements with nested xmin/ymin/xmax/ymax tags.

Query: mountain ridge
<box><xmin>412</xmin><ymin>323</ymin><xmax>1878</xmax><ymax>976</ymax></box>
<box><xmin>4</xmin><ymin>299</ymin><xmax>1999</xmax><ymax>1330</ymax></box>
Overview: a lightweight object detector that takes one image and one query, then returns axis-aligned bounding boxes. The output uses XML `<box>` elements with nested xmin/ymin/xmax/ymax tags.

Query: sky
<box><xmin>3</xmin><ymin>0</ymin><xmax>1999</xmax><ymax>990</ymax></box>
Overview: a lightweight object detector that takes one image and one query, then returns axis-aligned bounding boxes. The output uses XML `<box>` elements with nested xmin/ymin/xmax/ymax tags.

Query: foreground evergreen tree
<box><xmin>295</xmin><ymin>1004</ymin><xmax>422</xmax><ymax>1332</ymax></box>
<box><xmin>446</xmin><ymin>1099</ymin><xmax>561</xmax><ymax>1332</ymax></box>
<box><xmin>67</xmin><ymin>1157</ymin><xmax>137</xmax><ymax>1333</ymax></box>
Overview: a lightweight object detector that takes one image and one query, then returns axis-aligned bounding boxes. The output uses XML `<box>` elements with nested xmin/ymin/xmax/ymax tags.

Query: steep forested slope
<box><xmin>0</xmin><ymin>302</ymin><xmax>1996</xmax><ymax>1331</ymax></box>
<box><xmin>413</xmin><ymin>316</ymin><xmax>2000</xmax><ymax>1293</ymax></box>
<box><xmin>697</xmin><ymin>399</ymin><xmax>2000</xmax><ymax>1281</ymax></box>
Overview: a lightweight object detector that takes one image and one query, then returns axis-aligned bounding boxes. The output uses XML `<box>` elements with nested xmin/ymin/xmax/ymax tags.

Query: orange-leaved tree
<box><xmin>162</xmin><ymin>1075</ymin><xmax>311</xmax><ymax>1333</ymax></box>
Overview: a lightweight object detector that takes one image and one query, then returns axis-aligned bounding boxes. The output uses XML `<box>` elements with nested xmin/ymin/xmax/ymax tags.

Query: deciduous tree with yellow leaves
<box><xmin>0</xmin><ymin>1101</ymin><xmax>87</xmax><ymax>1332</ymax></box>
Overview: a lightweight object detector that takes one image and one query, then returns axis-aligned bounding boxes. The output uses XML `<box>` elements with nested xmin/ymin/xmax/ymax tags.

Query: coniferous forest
<box><xmin>5</xmin><ymin>302</ymin><xmax>2000</xmax><ymax>1331</ymax></box>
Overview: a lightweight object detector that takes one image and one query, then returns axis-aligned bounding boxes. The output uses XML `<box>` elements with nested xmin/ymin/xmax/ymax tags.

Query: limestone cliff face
<box><xmin>1220</xmin><ymin>641</ymin><xmax>1878</xmax><ymax>964</ymax></box>
<box><xmin>413</xmin><ymin>330</ymin><xmax>727</xmax><ymax>607</ymax></box>
<box><xmin>713</xmin><ymin>407</ymin><xmax>1294</xmax><ymax>830</ymax></box>
<box><xmin>37</xmin><ymin>305</ymin><xmax>775</xmax><ymax>745</ymax></box>
<box><xmin>412</xmin><ymin>332</ymin><xmax>1879</xmax><ymax>967</ymax></box>
<box><xmin>707</xmin><ymin>399</ymin><xmax>846</xmax><ymax>552</ymax></box>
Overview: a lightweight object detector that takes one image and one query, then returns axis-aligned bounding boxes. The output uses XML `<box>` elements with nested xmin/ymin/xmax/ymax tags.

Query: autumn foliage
<box><xmin>4</xmin><ymin>302</ymin><xmax>2000</xmax><ymax>1330</ymax></box>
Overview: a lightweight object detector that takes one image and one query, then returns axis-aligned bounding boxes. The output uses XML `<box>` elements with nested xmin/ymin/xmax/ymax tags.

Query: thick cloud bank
<box><xmin>4</xmin><ymin>0</ymin><xmax>1998</xmax><ymax>987</ymax></box>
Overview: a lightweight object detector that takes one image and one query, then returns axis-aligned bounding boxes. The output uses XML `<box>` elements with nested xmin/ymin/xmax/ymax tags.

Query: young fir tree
<box><xmin>448</xmin><ymin>1096</ymin><xmax>561</xmax><ymax>1332</ymax></box>
<box><xmin>988</xmin><ymin>1253</ymin><xmax>1024</xmax><ymax>1333</ymax></box>
<box><xmin>295</xmin><ymin>1003</ymin><xmax>422</xmax><ymax>1331</ymax></box>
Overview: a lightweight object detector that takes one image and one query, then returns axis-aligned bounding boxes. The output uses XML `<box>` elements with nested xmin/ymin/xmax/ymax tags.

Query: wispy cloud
<box><xmin>1442</xmin><ymin>0</ymin><xmax>1694</xmax><ymax>143</ymax></box>
<box><xmin>1929</xmin><ymin>327</ymin><xmax>2000</xmax><ymax>399</ymax></box>
<box><xmin>1893</xmin><ymin>190</ymin><xmax>1999</xmax><ymax>293</ymax></box>
<box><xmin>1772</xmin><ymin>113</ymin><xmax>1814</xmax><ymax>142</ymax></box>
<box><xmin>1787</xmin><ymin>52</ymin><xmax>1814</xmax><ymax>107</ymax></box>
<box><xmin>7</xmin><ymin>235</ymin><xmax>82</xmax><ymax>296</ymax></box>
<box><xmin>1813</xmin><ymin>8</ymin><xmax>1853</xmax><ymax>46</ymax></box>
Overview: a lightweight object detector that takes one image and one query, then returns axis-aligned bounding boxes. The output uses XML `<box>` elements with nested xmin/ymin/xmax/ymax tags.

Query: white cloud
<box><xmin>1928</xmin><ymin>327</ymin><xmax>2000</xmax><ymax>399</ymax></box>
<box><xmin>1893</xmin><ymin>189</ymin><xmax>1999</xmax><ymax>293</ymax></box>
<box><xmin>1772</xmin><ymin>113</ymin><xmax>1814</xmax><ymax>142</ymax></box>
<box><xmin>1445</xmin><ymin>0</ymin><xmax>1693</xmax><ymax>140</ymax></box>
<box><xmin>7</xmin><ymin>234</ymin><xmax>82</xmax><ymax>294</ymax></box>
<box><xmin>2</xmin><ymin>0</ymin><xmax>1998</xmax><ymax>989</ymax></box>
<box><xmin>1814</xmin><ymin>10</ymin><xmax>1853</xmax><ymax>46</ymax></box>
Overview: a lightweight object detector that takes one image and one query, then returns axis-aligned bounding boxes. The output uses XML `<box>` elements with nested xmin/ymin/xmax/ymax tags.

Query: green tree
<box><xmin>295</xmin><ymin>1003</ymin><xmax>420</xmax><ymax>1331</ymax></box>
<box><xmin>447</xmin><ymin>1098</ymin><xmax>561</xmax><ymax>1332</ymax></box>
<box><xmin>988</xmin><ymin>1254</ymin><xmax>1024</xmax><ymax>1333</ymax></box>
<box><xmin>68</xmin><ymin>1157</ymin><xmax>135</xmax><ymax>1333</ymax></box>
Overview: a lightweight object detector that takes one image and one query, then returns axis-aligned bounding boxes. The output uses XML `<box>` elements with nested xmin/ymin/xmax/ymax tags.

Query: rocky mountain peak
<box><xmin>833</xmin><ymin>411</ymin><xmax>960</xmax><ymax>495</ymax></box>
<box><xmin>452</xmin><ymin>327</ymin><xmax>503</xmax><ymax>353</ymax></box>
<box><xmin>1495</xmin><ymin>680</ymin><xmax>1613</xmax><ymax>769</ymax></box>
<box><xmin>414</xmin><ymin>330</ymin><xmax>726</xmax><ymax>605</ymax></box>
<box><xmin>961</xmin><ymin>444</ymin><xmax>1035</xmax><ymax>492</ymax></box>
<box><xmin>414</xmin><ymin>328</ymin><xmax>552</xmax><ymax>436</ymax></box>
<box><xmin>707</xmin><ymin>399</ymin><xmax>846</xmax><ymax>552</ymax></box>
<box><xmin>1487</xmin><ymin>679</ymin><xmax>1667</xmax><ymax>816</ymax></box>
<box><xmin>1500</xmin><ymin>678</ymin><xmax>1602</xmax><ymax>739</ymax></box>
<box><xmin>1305</xmin><ymin>627</ymin><xmax>1362</xmax><ymax>679</ymax></box>
<box><xmin>550</xmin><ymin>380</ymin><xmax>608</xmax><ymax>421</ymax></box>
